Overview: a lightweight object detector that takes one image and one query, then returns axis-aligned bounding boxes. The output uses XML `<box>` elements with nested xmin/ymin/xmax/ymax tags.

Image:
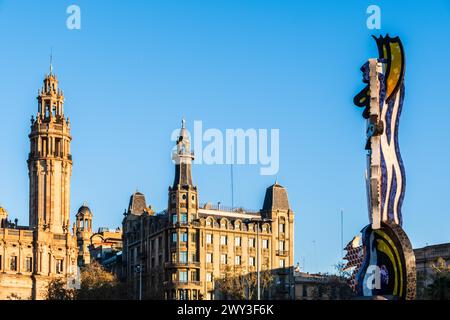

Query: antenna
<box><xmin>230</xmin><ymin>145</ymin><xmax>234</xmax><ymax>210</ymax></box>
<box><xmin>50</xmin><ymin>47</ymin><xmax>53</xmax><ymax>75</ymax></box>
<box><xmin>340</xmin><ymin>209</ymin><xmax>344</xmax><ymax>261</ymax></box>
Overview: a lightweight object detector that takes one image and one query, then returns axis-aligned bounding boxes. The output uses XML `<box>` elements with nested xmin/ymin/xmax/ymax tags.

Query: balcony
<box><xmin>164</xmin><ymin>261</ymin><xmax>200</xmax><ymax>268</ymax></box>
<box><xmin>276</xmin><ymin>250</ymin><xmax>289</xmax><ymax>257</ymax></box>
<box><xmin>164</xmin><ymin>280</ymin><xmax>202</xmax><ymax>287</ymax></box>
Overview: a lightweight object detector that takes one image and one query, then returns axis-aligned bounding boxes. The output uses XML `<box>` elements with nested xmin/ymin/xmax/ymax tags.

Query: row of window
<box><xmin>171</xmin><ymin>251</ymin><xmax>198</xmax><ymax>264</ymax></box>
<box><xmin>0</xmin><ymin>255</ymin><xmax>64</xmax><ymax>273</ymax></box>
<box><xmin>172</xmin><ymin>213</ymin><xmax>195</xmax><ymax>225</ymax></box>
<box><xmin>206</xmin><ymin>253</ymin><xmax>255</xmax><ymax>266</ymax></box>
<box><xmin>204</xmin><ymin>219</ymin><xmax>287</xmax><ymax>233</ymax></box>
<box><xmin>206</xmin><ymin>253</ymin><xmax>286</xmax><ymax>269</ymax></box>
<box><xmin>0</xmin><ymin>255</ymin><xmax>32</xmax><ymax>272</ymax></box>
<box><xmin>207</xmin><ymin>234</ymin><xmax>284</xmax><ymax>250</ymax></box>
<box><xmin>167</xmin><ymin>289</ymin><xmax>202</xmax><ymax>300</ymax></box>
<box><xmin>172</xmin><ymin>231</ymin><xmax>196</xmax><ymax>244</ymax></box>
<box><xmin>171</xmin><ymin>269</ymin><xmax>199</xmax><ymax>283</ymax></box>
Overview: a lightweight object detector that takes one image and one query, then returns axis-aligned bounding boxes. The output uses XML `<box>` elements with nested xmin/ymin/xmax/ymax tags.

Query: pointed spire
<box><xmin>49</xmin><ymin>48</ymin><xmax>53</xmax><ymax>75</ymax></box>
<box><xmin>181</xmin><ymin>117</ymin><xmax>186</xmax><ymax>129</ymax></box>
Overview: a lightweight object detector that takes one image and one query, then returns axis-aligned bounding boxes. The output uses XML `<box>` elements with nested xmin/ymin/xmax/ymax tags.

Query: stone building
<box><xmin>75</xmin><ymin>204</ymin><xmax>123</xmax><ymax>270</ymax></box>
<box><xmin>122</xmin><ymin>121</ymin><xmax>295</xmax><ymax>300</ymax></box>
<box><xmin>0</xmin><ymin>69</ymin><xmax>78</xmax><ymax>300</ymax></box>
<box><xmin>414</xmin><ymin>242</ymin><xmax>450</xmax><ymax>288</ymax></box>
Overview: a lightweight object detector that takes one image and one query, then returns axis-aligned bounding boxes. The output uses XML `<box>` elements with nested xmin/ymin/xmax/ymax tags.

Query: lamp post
<box><xmin>245</xmin><ymin>217</ymin><xmax>272</xmax><ymax>300</ymax></box>
<box><xmin>256</xmin><ymin>221</ymin><xmax>260</xmax><ymax>301</ymax></box>
<box><xmin>135</xmin><ymin>265</ymin><xmax>143</xmax><ymax>300</ymax></box>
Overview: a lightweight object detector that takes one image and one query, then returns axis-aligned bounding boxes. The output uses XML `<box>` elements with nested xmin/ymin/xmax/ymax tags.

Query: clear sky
<box><xmin>0</xmin><ymin>0</ymin><xmax>449</xmax><ymax>274</ymax></box>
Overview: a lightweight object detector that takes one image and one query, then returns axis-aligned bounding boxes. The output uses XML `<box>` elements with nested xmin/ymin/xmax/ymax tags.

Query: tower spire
<box><xmin>172</xmin><ymin>119</ymin><xmax>194</xmax><ymax>188</ymax></box>
<box><xmin>49</xmin><ymin>48</ymin><xmax>53</xmax><ymax>75</ymax></box>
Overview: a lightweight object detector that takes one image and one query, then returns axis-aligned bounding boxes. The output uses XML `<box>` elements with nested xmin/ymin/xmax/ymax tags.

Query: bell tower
<box><xmin>166</xmin><ymin>120</ymin><xmax>202</xmax><ymax>299</ymax></box>
<box><xmin>28</xmin><ymin>66</ymin><xmax>72</xmax><ymax>234</ymax></box>
<box><xmin>169</xmin><ymin>119</ymin><xmax>198</xmax><ymax>217</ymax></box>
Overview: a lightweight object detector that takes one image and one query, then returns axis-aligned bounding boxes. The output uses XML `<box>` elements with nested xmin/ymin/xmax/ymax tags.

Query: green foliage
<box><xmin>45</xmin><ymin>261</ymin><xmax>126</xmax><ymax>300</ymax></box>
<box><xmin>215</xmin><ymin>266</ymin><xmax>274</xmax><ymax>300</ymax></box>
<box><xmin>421</xmin><ymin>257</ymin><xmax>450</xmax><ymax>300</ymax></box>
<box><xmin>45</xmin><ymin>278</ymin><xmax>76</xmax><ymax>300</ymax></box>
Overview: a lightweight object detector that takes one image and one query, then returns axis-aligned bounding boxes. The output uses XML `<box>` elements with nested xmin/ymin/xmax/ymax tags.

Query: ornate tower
<box><xmin>169</xmin><ymin>119</ymin><xmax>198</xmax><ymax>216</ymax></box>
<box><xmin>75</xmin><ymin>204</ymin><xmax>93</xmax><ymax>266</ymax></box>
<box><xmin>166</xmin><ymin>119</ymin><xmax>201</xmax><ymax>299</ymax></box>
<box><xmin>28</xmin><ymin>67</ymin><xmax>72</xmax><ymax>234</ymax></box>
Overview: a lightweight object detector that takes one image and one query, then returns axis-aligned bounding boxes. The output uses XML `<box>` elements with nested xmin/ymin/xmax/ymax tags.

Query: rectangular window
<box><xmin>26</xmin><ymin>257</ymin><xmax>33</xmax><ymax>272</ymax></box>
<box><xmin>10</xmin><ymin>256</ymin><xmax>17</xmax><ymax>271</ymax></box>
<box><xmin>235</xmin><ymin>256</ymin><xmax>241</xmax><ymax>265</ymax></box>
<box><xmin>151</xmin><ymin>240</ymin><xmax>155</xmax><ymax>251</ymax></box>
<box><xmin>235</xmin><ymin>237</ymin><xmax>241</xmax><ymax>247</ymax></box>
<box><xmin>172</xmin><ymin>214</ymin><xmax>178</xmax><ymax>225</ymax></box>
<box><xmin>179</xmin><ymin>251</ymin><xmax>187</xmax><ymax>263</ymax></box>
<box><xmin>279</xmin><ymin>223</ymin><xmax>285</xmax><ymax>233</ymax></box>
<box><xmin>179</xmin><ymin>271</ymin><xmax>188</xmax><ymax>283</ymax></box>
<box><xmin>262</xmin><ymin>239</ymin><xmax>269</xmax><ymax>249</ymax></box>
<box><xmin>180</xmin><ymin>232</ymin><xmax>188</xmax><ymax>243</ymax></box>
<box><xmin>220</xmin><ymin>235</ymin><xmax>227</xmax><ymax>245</ymax></box>
<box><xmin>206</xmin><ymin>253</ymin><xmax>213</xmax><ymax>263</ymax></box>
<box><xmin>191</xmin><ymin>270</ymin><xmax>198</xmax><ymax>282</ymax></box>
<box><xmin>249</xmin><ymin>238</ymin><xmax>255</xmax><ymax>248</ymax></box>
<box><xmin>180</xmin><ymin>213</ymin><xmax>188</xmax><ymax>224</ymax></box>
<box><xmin>172</xmin><ymin>232</ymin><xmax>177</xmax><ymax>244</ymax></box>
<box><xmin>279</xmin><ymin>241</ymin><xmax>285</xmax><ymax>251</ymax></box>
<box><xmin>249</xmin><ymin>256</ymin><xmax>255</xmax><ymax>266</ymax></box>
<box><xmin>56</xmin><ymin>259</ymin><xmax>64</xmax><ymax>274</ymax></box>
<box><xmin>190</xmin><ymin>253</ymin><xmax>197</xmax><ymax>263</ymax></box>
<box><xmin>280</xmin><ymin>259</ymin><xmax>285</xmax><ymax>268</ymax></box>
<box><xmin>206</xmin><ymin>233</ymin><xmax>213</xmax><ymax>244</ymax></box>
<box><xmin>0</xmin><ymin>255</ymin><xmax>2</xmax><ymax>270</ymax></box>
<box><xmin>220</xmin><ymin>254</ymin><xmax>227</xmax><ymax>265</ymax></box>
<box><xmin>206</xmin><ymin>272</ymin><xmax>213</xmax><ymax>282</ymax></box>
<box><xmin>191</xmin><ymin>231</ymin><xmax>197</xmax><ymax>243</ymax></box>
<box><xmin>171</xmin><ymin>252</ymin><xmax>177</xmax><ymax>263</ymax></box>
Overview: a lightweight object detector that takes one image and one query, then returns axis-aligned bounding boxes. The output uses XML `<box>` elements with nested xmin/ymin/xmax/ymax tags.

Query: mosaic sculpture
<box><xmin>345</xmin><ymin>35</ymin><xmax>416</xmax><ymax>300</ymax></box>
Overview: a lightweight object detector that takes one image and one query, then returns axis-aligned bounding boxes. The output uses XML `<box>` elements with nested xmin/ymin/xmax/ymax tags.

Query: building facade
<box><xmin>414</xmin><ymin>242</ymin><xmax>450</xmax><ymax>289</ymax></box>
<box><xmin>75</xmin><ymin>204</ymin><xmax>123</xmax><ymax>273</ymax></box>
<box><xmin>0</xmin><ymin>70</ymin><xmax>78</xmax><ymax>300</ymax></box>
<box><xmin>122</xmin><ymin>121</ymin><xmax>295</xmax><ymax>300</ymax></box>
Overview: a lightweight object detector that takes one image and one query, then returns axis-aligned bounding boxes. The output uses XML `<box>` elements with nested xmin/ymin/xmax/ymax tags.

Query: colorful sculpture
<box><xmin>345</xmin><ymin>35</ymin><xmax>416</xmax><ymax>300</ymax></box>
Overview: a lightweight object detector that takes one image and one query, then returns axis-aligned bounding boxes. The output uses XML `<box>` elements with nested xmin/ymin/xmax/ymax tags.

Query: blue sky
<box><xmin>0</xmin><ymin>0</ymin><xmax>449</xmax><ymax>274</ymax></box>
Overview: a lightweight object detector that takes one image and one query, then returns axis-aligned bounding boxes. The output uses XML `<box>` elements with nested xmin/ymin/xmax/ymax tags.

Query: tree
<box><xmin>215</xmin><ymin>266</ymin><xmax>274</xmax><ymax>300</ymax></box>
<box><xmin>45</xmin><ymin>261</ymin><xmax>127</xmax><ymax>300</ymax></box>
<box><xmin>45</xmin><ymin>278</ymin><xmax>76</xmax><ymax>300</ymax></box>
<box><xmin>424</xmin><ymin>257</ymin><xmax>450</xmax><ymax>300</ymax></box>
<box><xmin>77</xmin><ymin>261</ymin><xmax>126</xmax><ymax>299</ymax></box>
<box><xmin>311</xmin><ymin>274</ymin><xmax>354</xmax><ymax>300</ymax></box>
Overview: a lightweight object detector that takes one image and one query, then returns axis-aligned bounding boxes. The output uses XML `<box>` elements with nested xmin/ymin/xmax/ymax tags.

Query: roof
<box><xmin>128</xmin><ymin>192</ymin><xmax>147</xmax><ymax>215</ymax></box>
<box><xmin>77</xmin><ymin>205</ymin><xmax>92</xmax><ymax>216</ymax></box>
<box><xmin>262</xmin><ymin>183</ymin><xmax>290</xmax><ymax>212</ymax></box>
